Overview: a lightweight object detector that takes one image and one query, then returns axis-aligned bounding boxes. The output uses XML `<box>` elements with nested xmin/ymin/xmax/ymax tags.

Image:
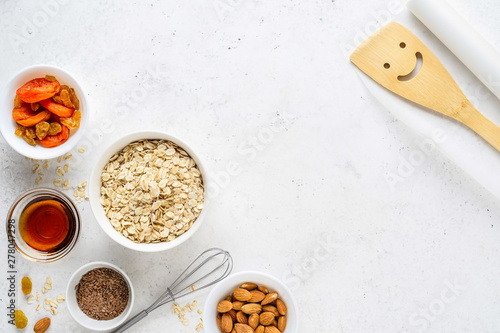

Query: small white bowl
<box><xmin>66</xmin><ymin>261</ymin><xmax>134</xmax><ymax>331</ymax></box>
<box><xmin>203</xmin><ymin>271</ymin><xmax>299</xmax><ymax>333</ymax></box>
<box><xmin>0</xmin><ymin>64</ymin><xmax>88</xmax><ymax>160</ymax></box>
<box><xmin>88</xmin><ymin>131</ymin><xmax>208</xmax><ymax>252</ymax></box>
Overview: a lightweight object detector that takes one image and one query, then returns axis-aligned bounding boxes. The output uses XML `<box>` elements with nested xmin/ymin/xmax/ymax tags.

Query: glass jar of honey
<box><xmin>6</xmin><ymin>188</ymin><xmax>80</xmax><ymax>262</ymax></box>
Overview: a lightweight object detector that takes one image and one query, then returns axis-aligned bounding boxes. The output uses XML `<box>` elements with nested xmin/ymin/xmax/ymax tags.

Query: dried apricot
<box><xmin>60</xmin><ymin>110</ymin><xmax>81</xmax><ymax>129</ymax></box>
<box><xmin>35</xmin><ymin>122</ymin><xmax>50</xmax><ymax>140</ymax></box>
<box><xmin>21</xmin><ymin>276</ymin><xmax>32</xmax><ymax>295</ymax></box>
<box><xmin>14</xmin><ymin>310</ymin><xmax>28</xmax><ymax>329</ymax></box>
<box><xmin>39</xmin><ymin>99</ymin><xmax>74</xmax><ymax>117</ymax></box>
<box><xmin>47</xmin><ymin>122</ymin><xmax>62</xmax><ymax>136</ymax></box>
<box><xmin>39</xmin><ymin>124</ymin><xmax>69</xmax><ymax>148</ymax></box>
<box><xmin>12</xmin><ymin>107</ymin><xmax>51</xmax><ymax>127</ymax></box>
<box><xmin>16</xmin><ymin>78</ymin><xmax>60</xmax><ymax>103</ymax></box>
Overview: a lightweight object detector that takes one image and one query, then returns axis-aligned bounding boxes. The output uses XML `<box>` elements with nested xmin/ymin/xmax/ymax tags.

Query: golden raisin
<box><xmin>14</xmin><ymin>310</ymin><xmax>28</xmax><ymax>329</ymax></box>
<box><xmin>47</xmin><ymin>122</ymin><xmax>62</xmax><ymax>135</ymax></box>
<box><xmin>60</xmin><ymin>110</ymin><xmax>81</xmax><ymax>130</ymax></box>
<box><xmin>35</xmin><ymin>121</ymin><xmax>50</xmax><ymax>140</ymax></box>
<box><xmin>15</xmin><ymin>125</ymin><xmax>25</xmax><ymax>137</ymax></box>
<box><xmin>25</xmin><ymin>127</ymin><xmax>36</xmax><ymax>139</ymax></box>
<box><xmin>59</xmin><ymin>89</ymin><xmax>73</xmax><ymax>108</ymax></box>
<box><xmin>14</xmin><ymin>95</ymin><xmax>24</xmax><ymax>108</ymax></box>
<box><xmin>21</xmin><ymin>276</ymin><xmax>32</xmax><ymax>295</ymax></box>
<box><xmin>45</xmin><ymin>75</ymin><xmax>57</xmax><ymax>82</ymax></box>
<box><xmin>52</xmin><ymin>94</ymin><xmax>62</xmax><ymax>104</ymax></box>
<box><xmin>22</xmin><ymin>135</ymin><xmax>36</xmax><ymax>146</ymax></box>
<box><xmin>69</xmin><ymin>88</ymin><xmax>80</xmax><ymax>110</ymax></box>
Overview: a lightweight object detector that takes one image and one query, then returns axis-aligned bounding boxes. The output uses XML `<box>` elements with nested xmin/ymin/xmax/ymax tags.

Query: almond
<box><xmin>263</xmin><ymin>305</ymin><xmax>280</xmax><ymax>317</ymax></box>
<box><xmin>222</xmin><ymin>313</ymin><xmax>233</xmax><ymax>333</ymax></box>
<box><xmin>233</xmin><ymin>288</ymin><xmax>252</xmax><ymax>302</ymax></box>
<box><xmin>241</xmin><ymin>303</ymin><xmax>262</xmax><ymax>315</ymax></box>
<box><xmin>236</xmin><ymin>311</ymin><xmax>248</xmax><ymax>324</ymax></box>
<box><xmin>259</xmin><ymin>312</ymin><xmax>275</xmax><ymax>326</ymax></box>
<box><xmin>264</xmin><ymin>326</ymin><xmax>281</xmax><ymax>333</ymax></box>
<box><xmin>278</xmin><ymin>316</ymin><xmax>287</xmax><ymax>332</ymax></box>
<box><xmin>248</xmin><ymin>290</ymin><xmax>266</xmax><ymax>303</ymax></box>
<box><xmin>240</xmin><ymin>282</ymin><xmax>258</xmax><ymax>290</ymax></box>
<box><xmin>216</xmin><ymin>313</ymin><xmax>223</xmax><ymax>331</ymax></box>
<box><xmin>255</xmin><ymin>326</ymin><xmax>265</xmax><ymax>333</ymax></box>
<box><xmin>234</xmin><ymin>323</ymin><xmax>255</xmax><ymax>333</ymax></box>
<box><xmin>276</xmin><ymin>299</ymin><xmax>287</xmax><ymax>316</ymax></box>
<box><xmin>261</xmin><ymin>292</ymin><xmax>278</xmax><ymax>305</ymax></box>
<box><xmin>248</xmin><ymin>313</ymin><xmax>260</xmax><ymax>330</ymax></box>
<box><xmin>233</xmin><ymin>301</ymin><xmax>245</xmax><ymax>311</ymax></box>
<box><xmin>218</xmin><ymin>300</ymin><xmax>233</xmax><ymax>313</ymax></box>
<box><xmin>257</xmin><ymin>285</ymin><xmax>269</xmax><ymax>294</ymax></box>
<box><xmin>228</xmin><ymin>309</ymin><xmax>238</xmax><ymax>322</ymax></box>
<box><xmin>33</xmin><ymin>317</ymin><xmax>50</xmax><ymax>333</ymax></box>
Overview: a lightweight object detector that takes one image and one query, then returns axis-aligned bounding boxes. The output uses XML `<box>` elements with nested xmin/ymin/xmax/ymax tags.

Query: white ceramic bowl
<box><xmin>66</xmin><ymin>261</ymin><xmax>134</xmax><ymax>331</ymax></box>
<box><xmin>88</xmin><ymin>131</ymin><xmax>208</xmax><ymax>252</ymax></box>
<box><xmin>0</xmin><ymin>64</ymin><xmax>88</xmax><ymax>160</ymax></box>
<box><xmin>203</xmin><ymin>271</ymin><xmax>299</xmax><ymax>333</ymax></box>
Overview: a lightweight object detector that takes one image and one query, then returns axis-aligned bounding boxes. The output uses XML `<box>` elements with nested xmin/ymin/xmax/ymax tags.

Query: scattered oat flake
<box><xmin>56</xmin><ymin>295</ymin><xmax>65</xmax><ymax>303</ymax></box>
<box><xmin>43</xmin><ymin>161</ymin><xmax>49</xmax><ymax>169</ymax></box>
<box><xmin>190</xmin><ymin>285</ymin><xmax>196</xmax><ymax>291</ymax></box>
<box><xmin>27</xmin><ymin>295</ymin><xmax>35</xmax><ymax>304</ymax></box>
<box><xmin>57</xmin><ymin>156</ymin><xmax>63</xmax><ymax>163</ymax></box>
<box><xmin>64</xmin><ymin>153</ymin><xmax>73</xmax><ymax>161</ymax></box>
<box><xmin>35</xmin><ymin>304</ymin><xmax>41</xmax><ymax>311</ymax></box>
<box><xmin>46</xmin><ymin>277</ymin><xmax>52</xmax><ymax>284</ymax></box>
<box><xmin>63</xmin><ymin>164</ymin><xmax>70</xmax><ymax>172</ymax></box>
<box><xmin>35</xmin><ymin>177</ymin><xmax>43</xmax><ymax>184</ymax></box>
<box><xmin>78</xmin><ymin>147</ymin><xmax>85</xmax><ymax>153</ymax></box>
<box><xmin>56</xmin><ymin>167</ymin><xmax>65</xmax><ymax>177</ymax></box>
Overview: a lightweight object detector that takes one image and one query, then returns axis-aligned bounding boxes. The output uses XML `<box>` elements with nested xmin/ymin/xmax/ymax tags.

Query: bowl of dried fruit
<box><xmin>88</xmin><ymin>131</ymin><xmax>207</xmax><ymax>252</ymax></box>
<box><xmin>66</xmin><ymin>261</ymin><xmax>134</xmax><ymax>331</ymax></box>
<box><xmin>203</xmin><ymin>271</ymin><xmax>299</xmax><ymax>333</ymax></box>
<box><xmin>0</xmin><ymin>64</ymin><xmax>88</xmax><ymax>160</ymax></box>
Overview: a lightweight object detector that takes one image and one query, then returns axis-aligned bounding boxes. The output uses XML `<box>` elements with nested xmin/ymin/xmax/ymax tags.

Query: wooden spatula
<box><xmin>350</xmin><ymin>22</ymin><xmax>500</xmax><ymax>152</ymax></box>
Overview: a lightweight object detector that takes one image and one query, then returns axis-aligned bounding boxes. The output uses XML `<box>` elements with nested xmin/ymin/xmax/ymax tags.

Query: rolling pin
<box><xmin>407</xmin><ymin>0</ymin><xmax>500</xmax><ymax>101</ymax></box>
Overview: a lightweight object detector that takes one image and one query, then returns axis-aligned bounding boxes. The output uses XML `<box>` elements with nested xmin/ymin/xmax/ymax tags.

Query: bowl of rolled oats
<box><xmin>88</xmin><ymin>131</ymin><xmax>207</xmax><ymax>252</ymax></box>
<box><xmin>0</xmin><ymin>64</ymin><xmax>88</xmax><ymax>160</ymax></box>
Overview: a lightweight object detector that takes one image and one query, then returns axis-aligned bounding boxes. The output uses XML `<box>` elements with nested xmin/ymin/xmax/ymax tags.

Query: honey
<box><xmin>19</xmin><ymin>198</ymin><xmax>76</xmax><ymax>253</ymax></box>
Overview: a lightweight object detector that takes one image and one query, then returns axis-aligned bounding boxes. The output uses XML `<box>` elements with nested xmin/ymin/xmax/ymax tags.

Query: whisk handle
<box><xmin>113</xmin><ymin>310</ymin><xmax>149</xmax><ymax>333</ymax></box>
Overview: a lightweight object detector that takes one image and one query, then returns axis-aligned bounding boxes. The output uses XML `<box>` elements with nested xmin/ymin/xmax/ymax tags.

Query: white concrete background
<box><xmin>1</xmin><ymin>0</ymin><xmax>500</xmax><ymax>332</ymax></box>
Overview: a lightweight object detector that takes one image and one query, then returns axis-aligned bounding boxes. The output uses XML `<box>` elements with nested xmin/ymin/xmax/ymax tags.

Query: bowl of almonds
<box><xmin>0</xmin><ymin>64</ymin><xmax>88</xmax><ymax>160</ymax></box>
<box><xmin>88</xmin><ymin>131</ymin><xmax>207</xmax><ymax>252</ymax></box>
<box><xmin>204</xmin><ymin>271</ymin><xmax>299</xmax><ymax>333</ymax></box>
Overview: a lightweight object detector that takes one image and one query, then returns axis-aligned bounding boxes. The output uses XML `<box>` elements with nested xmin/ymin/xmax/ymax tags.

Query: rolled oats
<box><xmin>100</xmin><ymin>139</ymin><xmax>204</xmax><ymax>244</ymax></box>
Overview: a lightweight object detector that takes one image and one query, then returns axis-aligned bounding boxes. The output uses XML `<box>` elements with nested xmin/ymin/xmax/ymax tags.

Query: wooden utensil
<box><xmin>350</xmin><ymin>22</ymin><xmax>500</xmax><ymax>152</ymax></box>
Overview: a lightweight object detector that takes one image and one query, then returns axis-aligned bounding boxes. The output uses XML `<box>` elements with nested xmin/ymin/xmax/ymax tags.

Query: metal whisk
<box><xmin>113</xmin><ymin>248</ymin><xmax>233</xmax><ymax>332</ymax></box>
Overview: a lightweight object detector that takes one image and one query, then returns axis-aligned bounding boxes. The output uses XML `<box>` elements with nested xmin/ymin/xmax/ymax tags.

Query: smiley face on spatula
<box><xmin>350</xmin><ymin>22</ymin><xmax>500</xmax><ymax>153</ymax></box>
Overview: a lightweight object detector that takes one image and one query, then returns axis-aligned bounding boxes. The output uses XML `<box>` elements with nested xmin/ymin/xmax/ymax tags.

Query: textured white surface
<box><xmin>0</xmin><ymin>0</ymin><xmax>500</xmax><ymax>332</ymax></box>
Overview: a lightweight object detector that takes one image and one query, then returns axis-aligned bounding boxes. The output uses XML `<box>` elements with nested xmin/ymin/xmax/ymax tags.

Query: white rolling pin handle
<box><xmin>407</xmin><ymin>0</ymin><xmax>500</xmax><ymax>101</ymax></box>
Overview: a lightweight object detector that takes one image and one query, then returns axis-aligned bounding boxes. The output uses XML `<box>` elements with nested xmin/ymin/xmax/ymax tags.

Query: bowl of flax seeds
<box><xmin>66</xmin><ymin>261</ymin><xmax>134</xmax><ymax>331</ymax></box>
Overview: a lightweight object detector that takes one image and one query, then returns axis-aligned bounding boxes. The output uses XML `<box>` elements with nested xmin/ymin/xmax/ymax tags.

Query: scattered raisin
<box><xmin>14</xmin><ymin>310</ymin><xmax>28</xmax><ymax>329</ymax></box>
<box><xmin>21</xmin><ymin>276</ymin><xmax>32</xmax><ymax>295</ymax></box>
